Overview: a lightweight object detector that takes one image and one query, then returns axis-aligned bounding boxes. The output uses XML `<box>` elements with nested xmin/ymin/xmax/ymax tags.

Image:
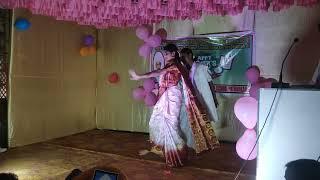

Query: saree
<box><xmin>149</xmin><ymin>65</ymin><xmax>219</xmax><ymax>167</ymax></box>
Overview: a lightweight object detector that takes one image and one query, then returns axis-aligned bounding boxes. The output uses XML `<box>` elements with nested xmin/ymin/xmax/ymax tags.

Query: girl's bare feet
<box><xmin>150</xmin><ymin>146</ymin><xmax>164</xmax><ymax>157</ymax></box>
<box><xmin>138</xmin><ymin>149</ymin><xmax>150</xmax><ymax>156</ymax></box>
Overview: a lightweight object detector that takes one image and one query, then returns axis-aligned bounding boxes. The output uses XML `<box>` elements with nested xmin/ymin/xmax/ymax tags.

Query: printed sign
<box><xmin>150</xmin><ymin>31</ymin><xmax>254</xmax><ymax>93</ymax></box>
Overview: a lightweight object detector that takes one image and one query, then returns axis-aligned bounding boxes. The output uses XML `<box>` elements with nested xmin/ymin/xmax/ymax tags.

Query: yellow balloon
<box><xmin>88</xmin><ymin>46</ymin><xmax>96</xmax><ymax>55</ymax></box>
<box><xmin>80</xmin><ymin>47</ymin><xmax>89</xmax><ymax>56</ymax></box>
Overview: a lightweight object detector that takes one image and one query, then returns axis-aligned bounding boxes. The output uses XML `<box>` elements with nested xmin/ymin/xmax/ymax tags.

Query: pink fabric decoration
<box><xmin>1</xmin><ymin>0</ymin><xmax>319</xmax><ymax>28</ymax></box>
<box><xmin>155</xmin><ymin>28</ymin><xmax>167</xmax><ymax>40</ymax></box>
<box><xmin>234</xmin><ymin>96</ymin><xmax>258</xmax><ymax>129</ymax></box>
<box><xmin>146</xmin><ymin>35</ymin><xmax>162</xmax><ymax>48</ymax></box>
<box><xmin>143</xmin><ymin>78</ymin><xmax>156</xmax><ymax>92</ymax></box>
<box><xmin>144</xmin><ymin>92</ymin><xmax>157</xmax><ymax>106</ymax></box>
<box><xmin>136</xmin><ymin>26</ymin><xmax>150</xmax><ymax>41</ymax></box>
<box><xmin>132</xmin><ymin>86</ymin><xmax>146</xmax><ymax>101</ymax></box>
<box><xmin>246</xmin><ymin>66</ymin><xmax>260</xmax><ymax>84</ymax></box>
<box><xmin>139</xmin><ymin>43</ymin><xmax>152</xmax><ymax>58</ymax></box>
<box><xmin>236</xmin><ymin>129</ymin><xmax>257</xmax><ymax>160</ymax></box>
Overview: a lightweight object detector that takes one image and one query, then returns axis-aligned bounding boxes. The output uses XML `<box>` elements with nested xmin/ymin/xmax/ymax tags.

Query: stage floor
<box><xmin>0</xmin><ymin>129</ymin><xmax>256</xmax><ymax>179</ymax></box>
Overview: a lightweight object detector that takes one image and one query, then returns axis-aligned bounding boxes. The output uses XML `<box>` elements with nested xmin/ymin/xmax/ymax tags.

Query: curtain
<box><xmin>9</xmin><ymin>9</ymin><xmax>97</xmax><ymax>147</ymax></box>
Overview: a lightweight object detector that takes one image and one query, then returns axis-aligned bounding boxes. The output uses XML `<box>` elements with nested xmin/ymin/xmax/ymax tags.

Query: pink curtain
<box><xmin>2</xmin><ymin>0</ymin><xmax>319</xmax><ymax>28</ymax></box>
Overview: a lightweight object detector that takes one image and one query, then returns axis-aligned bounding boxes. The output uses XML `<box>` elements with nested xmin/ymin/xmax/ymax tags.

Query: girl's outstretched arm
<box><xmin>129</xmin><ymin>65</ymin><xmax>173</xmax><ymax>80</ymax></box>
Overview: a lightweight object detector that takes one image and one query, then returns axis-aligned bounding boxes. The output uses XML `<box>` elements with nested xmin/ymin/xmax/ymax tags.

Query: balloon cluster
<box><xmin>234</xmin><ymin>66</ymin><xmax>277</xmax><ymax>160</ymax></box>
<box><xmin>14</xmin><ymin>18</ymin><xmax>31</xmax><ymax>31</ymax></box>
<box><xmin>79</xmin><ymin>35</ymin><xmax>96</xmax><ymax>57</ymax></box>
<box><xmin>246</xmin><ymin>66</ymin><xmax>276</xmax><ymax>99</ymax></box>
<box><xmin>132</xmin><ymin>78</ymin><xmax>157</xmax><ymax>107</ymax></box>
<box><xmin>136</xmin><ymin>26</ymin><xmax>167</xmax><ymax>59</ymax></box>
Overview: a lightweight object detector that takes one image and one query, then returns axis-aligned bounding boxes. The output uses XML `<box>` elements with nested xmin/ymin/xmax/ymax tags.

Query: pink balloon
<box><xmin>139</xmin><ymin>43</ymin><xmax>152</xmax><ymax>58</ymax></box>
<box><xmin>136</xmin><ymin>26</ymin><xmax>150</xmax><ymax>40</ymax></box>
<box><xmin>246</xmin><ymin>66</ymin><xmax>260</xmax><ymax>84</ymax></box>
<box><xmin>143</xmin><ymin>78</ymin><xmax>156</xmax><ymax>92</ymax></box>
<box><xmin>236</xmin><ymin>129</ymin><xmax>257</xmax><ymax>160</ymax></box>
<box><xmin>132</xmin><ymin>86</ymin><xmax>146</xmax><ymax>101</ymax></box>
<box><xmin>155</xmin><ymin>28</ymin><xmax>167</xmax><ymax>40</ymax></box>
<box><xmin>257</xmin><ymin>77</ymin><xmax>276</xmax><ymax>88</ymax></box>
<box><xmin>263</xmin><ymin>78</ymin><xmax>277</xmax><ymax>88</ymax></box>
<box><xmin>144</xmin><ymin>92</ymin><xmax>157</xmax><ymax>106</ymax></box>
<box><xmin>249</xmin><ymin>83</ymin><xmax>262</xmax><ymax>99</ymax></box>
<box><xmin>146</xmin><ymin>35</ymin><xmax>162</xmax><ymax>48</ymax></box>
<box><xmin>258</xmin><ymin>77</ymin><xmax>265</xmax><ymax>82</ymax></box>
<box><xmin>263</xmin><ymin>79</ymin><xmax>272</xmax><ymax>88</ymax></box>
<box><xmin>234</xmin><ymin>96</ymin><xmax>258</xmax><ymax>129</ymax></box>
<box><xmin>267</xmin><ymin>78</ymin><xmax>277</xmax><ymax>82</ymax></box>
<box><xmin>155</xmin><ymin>83</ymin><xmax>159</xmax><ymax>89</ymax></box>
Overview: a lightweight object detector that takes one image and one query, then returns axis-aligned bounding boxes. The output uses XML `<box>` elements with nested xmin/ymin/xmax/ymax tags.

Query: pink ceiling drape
<box><xmin>1</xmin><ymin>0</ymin><xmax>319</xmax><ymax>28</ymax></box>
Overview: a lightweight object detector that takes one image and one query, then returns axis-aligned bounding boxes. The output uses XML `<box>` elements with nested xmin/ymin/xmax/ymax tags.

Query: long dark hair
<box><xmin>180</xmin><ymin>48</ymin><xmax>193</xmax><ymax>70</ymax></box>
<box><xmin>163</xmin><ymin>44</ymin><xmax>206</xmax><ymax>111</ymax></box>
<box><xmin>163</xmin><ymin>44</ymin><xmax>194</xmax><ymax>91</ymax></box>
<box><xmin>163</xmin><ymin>43</ymin><xmax>180</xmax><ymax>60</ymax></box>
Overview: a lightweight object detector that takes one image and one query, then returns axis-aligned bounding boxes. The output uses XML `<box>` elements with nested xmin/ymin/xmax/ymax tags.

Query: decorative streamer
<box><xmin>2</xmin><ymin>0</ymin><xmax>319</xmax><ymax>28</ymax></box>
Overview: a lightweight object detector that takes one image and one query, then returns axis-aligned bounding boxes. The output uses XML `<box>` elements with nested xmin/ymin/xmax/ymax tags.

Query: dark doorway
<box><xmin>0</xmin><ymin>9</ymin><xmax>11</xmax><ymax>149</ymax></box>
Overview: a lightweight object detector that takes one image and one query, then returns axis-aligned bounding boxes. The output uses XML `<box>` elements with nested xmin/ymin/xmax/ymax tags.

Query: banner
<box><xmin>150</xmin><ymin>31</ymin><xmax>254</xmax><ymax>94</ymax></box>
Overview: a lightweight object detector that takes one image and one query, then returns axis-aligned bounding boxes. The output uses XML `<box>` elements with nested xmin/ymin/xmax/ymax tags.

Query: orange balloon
<box><xmin>80</xmin><ymin>47</ymin><xmax>89</xmax><ymax>56</ymax></box>
<box><xmin>88</xmin><ymin>46</ymin><xmax>96</xmax><ymax>55</ymax></box>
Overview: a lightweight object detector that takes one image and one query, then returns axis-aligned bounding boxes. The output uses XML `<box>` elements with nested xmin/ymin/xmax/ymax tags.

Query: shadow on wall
<box><xmin>285</xmin><ymin>159</ymin><xmax>320</xmax><ymax>180</ymax></box>
<box><xmin>287</xmin><ymin>12</ymin><xmax>320</xmax><ymax>84</ymax></box>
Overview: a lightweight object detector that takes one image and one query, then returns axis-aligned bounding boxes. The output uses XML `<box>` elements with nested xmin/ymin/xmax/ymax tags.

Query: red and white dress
<box><xmin>149</xmin><ymin>65</ymin><xmax>219</xmax><ymax>167</ymax></box>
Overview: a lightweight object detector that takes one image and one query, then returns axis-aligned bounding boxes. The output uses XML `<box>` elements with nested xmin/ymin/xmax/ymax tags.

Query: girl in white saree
<box><xmin>129</xmin><ymin>44</ymin><xmax>219</xmax><ymax>167</ymax></box>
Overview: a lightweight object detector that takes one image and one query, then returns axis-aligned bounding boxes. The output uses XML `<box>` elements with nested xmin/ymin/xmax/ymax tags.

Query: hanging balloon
<box><xmin>262</xmin><ymin>78</ymin><xmax>277</xmax><ymax>88</ymax></box>
<box><xmin>88</xmin><ymin>46</ymin><xmax>96</xmax><ymax>55</ymax></box>
<box><xmin>14</xmin><ymin>18</ymin><xmax>31</xmax><ymax>31</ymax></box>
<box><xmin>83</xmin><ymin>35</ymin><xmax>95</xmax><ymax>46</ymax></box>
<box><xmin>155</xmin><ymin>28</ymin><xmax>167</xmax><ymax>40</ymax></box>
<box><xmin>250</xmin><ymin>77</ymin><xmax>276</xmax><ymax>99</ymax></box>
<box><xmin>155</xmin><ymin>83</ymin><xmax>159</xmax><ymax>89</ymax></box>
<box><xmin>136</xmin><ymin>26</ymin><xmax>150</xmax><ymax>41</ymax></box>
<box><xmin>144</xmin><ymin>92</ymin><xmax>157</xmax><ymax>106</ymax></box>
<box><xmin>258</xmin><ymin>77</ymin><xmax>266</xmax><ymax>82</ymax></box>
<box><xmin>108</xmin><ymin>72</ymin><xmax>120</xmax><ymax>84</ymax></box>
<box><xmin>234</xmin><ymin>96</ymin><xmax>258</xmax><ymax>129</ymax></box>
<box><xmin>80</xmin><ymin>47</ymin><xmax>90</xmax><ymax>56</ymax></box>
<box><xmin>132</xmin><ymin>86</ymin><xmax>146</xmax><ymax>101</ymax></box>
<box><xmin>236</xmin><ymin>129</ymin><xmax>257</xmax><ymax>160</ymax></box>
<box><xmin>139</xmin><ymin>43</ymin><xmax>152</xmax><ymax>58</ymax></box>
<box><xmin>143</xmin><ymin>78</ymin><xmax>156</xmax><ymax>92</ymax></box>
<box><xmin>146</xmin><ymin>35</ymin><xmax>162</xmax><ymax>48</ymax></box>
<box><xmin>246</xmin><ymin>66</ymin><xmax>260</xmax><ymax>84</ymax></box>
<box><xmin>249</xmin><ymin>83</ymin><xmax>264</xmax><ymax>99</ymax></box>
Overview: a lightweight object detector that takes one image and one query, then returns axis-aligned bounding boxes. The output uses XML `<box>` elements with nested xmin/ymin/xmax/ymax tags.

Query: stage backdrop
<box><xmin>95</xmin><ymin>28</ymin><xmax>150</xmax><ymax>133</ymax></box>
<box><xmin>151</xmin><ymin>31</ymin><xmax>254</xmax><ymax>141</ymax></box>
